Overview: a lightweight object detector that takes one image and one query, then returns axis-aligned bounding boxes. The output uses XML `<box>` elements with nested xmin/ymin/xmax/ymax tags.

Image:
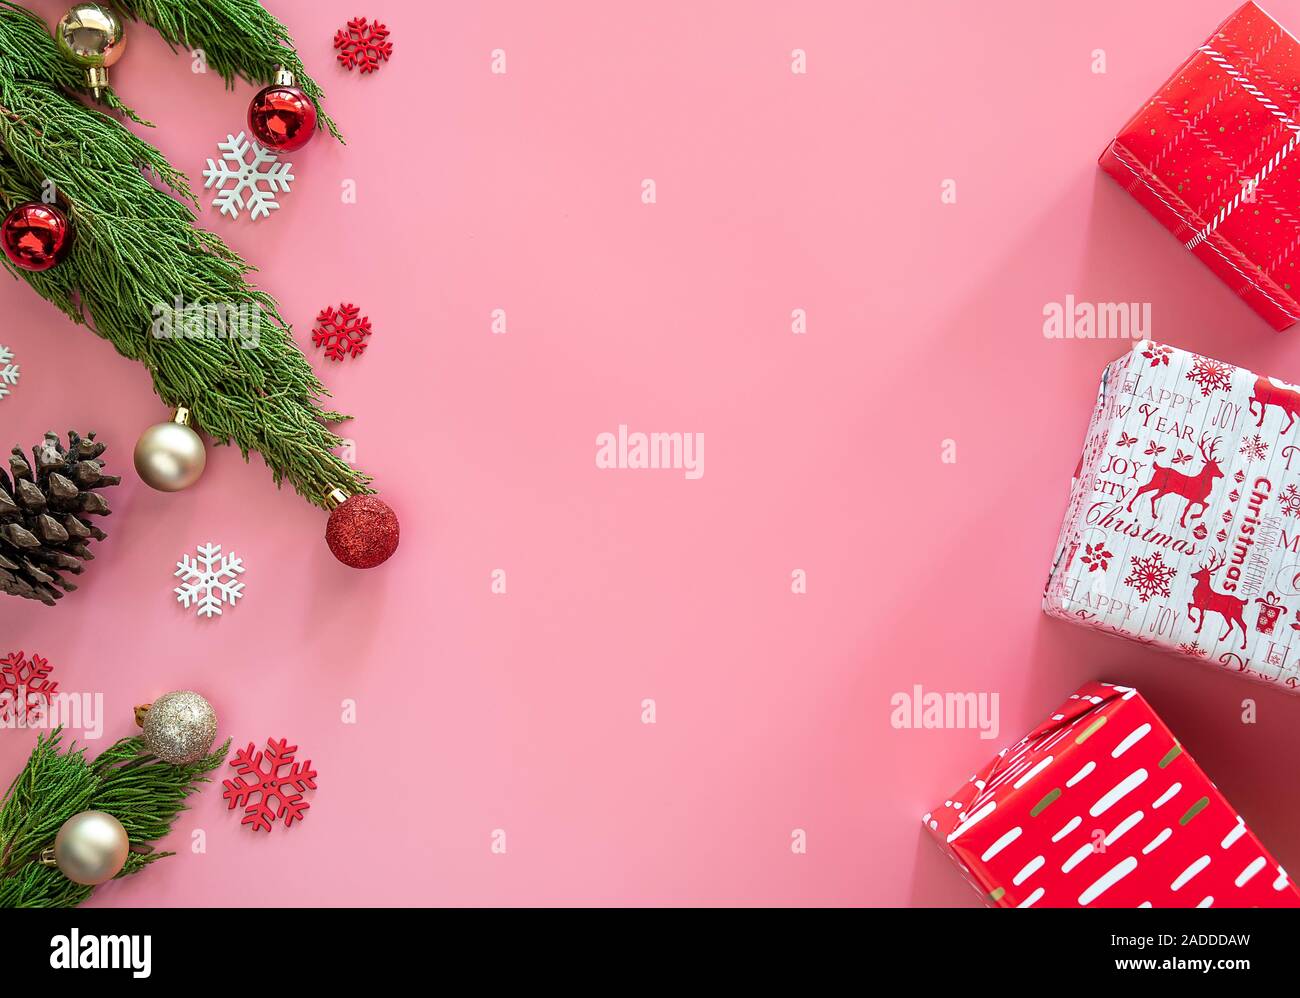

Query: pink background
<box><xmin>3</xmin><ymin>0</ymin><xmax>1300</xmax><ymax>906</ymax></box>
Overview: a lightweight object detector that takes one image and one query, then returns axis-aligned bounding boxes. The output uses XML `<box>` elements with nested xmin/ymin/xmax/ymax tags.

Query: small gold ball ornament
<box><xmin>42</xmin><ymin>810</ymin><xmax>129</xmax><ymax>886</ymax></box>
<box><xmin>134</xmin><ymin>407</ymin><xmax>206</xmax><ymax>492</ymax></box>
<box><xmin>55</xmin><ymin>3</ymin><xmax>126</xmax><ymax>100</ymax></box>
<box><xmin>137</xmin><ymin>690</ymin><xmax>218</xmax><ymax>764</ymax></box>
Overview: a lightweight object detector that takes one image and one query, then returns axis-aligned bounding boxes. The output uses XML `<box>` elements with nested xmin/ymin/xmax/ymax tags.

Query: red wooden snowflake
<box><xmin>223</xmin><ymin>738</ymin><xmax>317</xmax><ymax>832</ymax></box>
<box><xmin>312</xmin><ymin>303</ymin><xmax>372</xmax><ymax>361</ymax></box>
<box><xmin>0</xmin><ymin>650</ymin><xmax>58</xmax><ymax>721</ymax></box>
<box><xmin>334</xmin><ymin>17</ymin><xmax>393</xmax><ymax>74</ymax></box>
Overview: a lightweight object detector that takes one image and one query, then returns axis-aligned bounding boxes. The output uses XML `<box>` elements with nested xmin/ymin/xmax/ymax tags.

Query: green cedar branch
<box><xmin>0</xmin><ymin>728</ymin><xmax>230</xmax><ymax>908</ymax></box>
<box><xmin>0</xmin><ymin>3</ymin><xmax>372</xmax><ymax>509</ymax></box>
<box><xmin>111</xmin><ymin>0</ymin><xmax>342</xmax><ymax>141</ymax></box>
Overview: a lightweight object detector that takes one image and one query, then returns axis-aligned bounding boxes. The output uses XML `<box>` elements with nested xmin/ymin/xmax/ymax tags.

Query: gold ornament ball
<box><xmin>134</xmin><ymin>413</ymin><xmax>206</xmax><ymax>492</ymax></box>
<box><xmin>55</xmin><ymin>3</ymin><xmax>126</xmax><ymax>97</ymax></box>
<box><xmin>141</xmin><ymin>691</ymin><xmax>218</xmax><ymax>765</ymax></box>
<box><xmin>52</xmin><ymin>810</ymin><xmax>129</xmax><ymax>886</ymax></box>
<box><xmin>55</xmin><ymin>3</ymin><xmax>126</xmax><ymax>67</ymax></box>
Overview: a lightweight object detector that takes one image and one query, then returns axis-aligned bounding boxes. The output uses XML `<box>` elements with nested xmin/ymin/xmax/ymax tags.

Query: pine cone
<box><xmin>0</xmin><ymin>431</ymin><xmax>120</xmax><ymax>606</ymax></box>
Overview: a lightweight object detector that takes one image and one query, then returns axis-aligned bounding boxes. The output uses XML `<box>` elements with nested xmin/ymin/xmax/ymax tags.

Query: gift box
<box><xmin>1044</xmin><ymin>340</ymin><xmax>1300</xmax><ymax>689</ymax></box>
<box><xmin>924</xmin><ymin>681</ymin><xmax>1300</xmax><ymax>908</ymax></box>
<box><xmin>1099</xmin><ymin>2</ymin><xmax>1300</xmax><ymax>330</ymax></box>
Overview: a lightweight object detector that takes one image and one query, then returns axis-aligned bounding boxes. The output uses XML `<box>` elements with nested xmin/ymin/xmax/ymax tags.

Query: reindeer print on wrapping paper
<box><xmin>1188</xmin><ymin>550</ymin><xmax>1248</xmax><ymax>651</ymax></box>
<box><xmin>1126</xmin><ymin>434</ymin><xmax>1223</xmax><ymax>528</ymax></box>
<box><xmin>1249</xmin><ymin>375</ymin><xmax>1300</xmax><ymax>432</ymax></box>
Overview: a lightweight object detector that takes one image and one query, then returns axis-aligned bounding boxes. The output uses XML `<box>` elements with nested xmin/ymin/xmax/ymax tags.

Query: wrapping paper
<box><xmin>924</xmin><ymin>681</ymin><xmax>1300</xmax><ymax>908</ymax></box>
<box><xmin>1045</xmin><ymin>340</ymin><xmax>1300</xmax><ymax>689</ymax></box>
<box><xmin>1099</xmin><ymin>2</ymin><xmax>1300</xmax><ymax>330</ymax></box>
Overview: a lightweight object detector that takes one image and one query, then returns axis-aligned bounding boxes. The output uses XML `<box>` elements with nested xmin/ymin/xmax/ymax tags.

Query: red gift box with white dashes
<box><xmin>1099</xmin><ymin>2</ymin><xmax>1300</xmax><ymax>330</ymax></box>
<box><xmin>924</xmin><ymin>681</ymin><xmax>1299</xmax><ymax>908</ymax></box>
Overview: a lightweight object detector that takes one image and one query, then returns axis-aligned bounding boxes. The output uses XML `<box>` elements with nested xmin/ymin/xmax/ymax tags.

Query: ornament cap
<box><xmin>134</xmin><ymin>702</ymin><xmax>151</xmax><ymax>728</ymax></box>
<box><xmin>86</xmin><ymin>65</ymin><xmax>107</xmax><ymax>99</ymax></box>
<box><xmin>274</xmin><ymin>65</ymin><xmax>295</xmax><ymax>86</ymax></box>
<box><xmin>324</xmin><ymin>487</ymin><xmax>350</xmax><ymax>510</ymax></box>
<box><xmin>172</xmin><ymin>406</ymin><xmax>191</xmax><ymax>427</ymax></box>
<box><xmin>39</xmin><ymin>846</ymin><xmax>55</xmax><ymax>867</ymax></box>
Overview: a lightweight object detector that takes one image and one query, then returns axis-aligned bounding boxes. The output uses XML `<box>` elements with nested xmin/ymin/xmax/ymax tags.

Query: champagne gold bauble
<box><xmin>54</xmin><ymin>3</ymin><xmax>127</xmax><ymax>100</ymax></box>
<box><xmin>138</xmin><ymin>690</ymin><xmax>218</xmax><ymax>765</ymax></box>
<box><xmin>134</xmin><ymin>407</ymin><xmax>206</xmax><ymax>492</ymax></box>
<box><xmin>45</xmin><ymin>810</ymin><xmax>129</xmax><ymax>886</ymax></box>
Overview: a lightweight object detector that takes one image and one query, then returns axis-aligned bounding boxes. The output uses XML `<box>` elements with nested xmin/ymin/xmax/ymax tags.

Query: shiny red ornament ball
<box><xmin>1</xmin><ymin>202</ymin><xmax>71</xmax><ymax>272</ymax></box>
<box><xmin>326</xmin><ymin>494</ymin><xmax>399</xmax><ymax>569</ymax></box>
<box><xmin>248</xmin><ymin>84</ymin><xmax>317</xmax><ymax>152</ymax></box>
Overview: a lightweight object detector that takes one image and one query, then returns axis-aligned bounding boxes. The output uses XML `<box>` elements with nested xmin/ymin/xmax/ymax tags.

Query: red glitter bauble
<box><xmin>1</xmin><ymin>202</ymin><xmax>71</xmax><ymax>272</ymax></box>
<box><xmin>248</xmin><ymin>84</ymin><xmax>317</xmax><ymax>152</ymax></box>
<box><xmin>326</xmin><ymin>495</ymin><xmax>399</xmax><ymax>569</ymax></box>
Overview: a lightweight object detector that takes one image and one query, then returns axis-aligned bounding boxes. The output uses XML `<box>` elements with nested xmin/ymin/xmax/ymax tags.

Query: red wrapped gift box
<box><xmin>924</xmin><ymin>681</ymin><xmax>1300</xmax><ymax>907</ymax></box>
<box><xmin>1100</xmin><ymin>2</ymin><xmax>1300</xmax><ymax>330</ymax></box>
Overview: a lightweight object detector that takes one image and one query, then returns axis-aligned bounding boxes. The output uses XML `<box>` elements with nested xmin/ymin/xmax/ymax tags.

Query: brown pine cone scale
<box><xmin>0</xmin><ymin>431</ymin><xmax>120</xmax><ymax>606</ymax></box>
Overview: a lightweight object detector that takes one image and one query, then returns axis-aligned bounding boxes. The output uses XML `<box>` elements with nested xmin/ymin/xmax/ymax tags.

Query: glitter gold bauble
<box><xmin>138</xmin><ymin>690</ymin><xmax>218</xmax><ymax>764</ymax></box>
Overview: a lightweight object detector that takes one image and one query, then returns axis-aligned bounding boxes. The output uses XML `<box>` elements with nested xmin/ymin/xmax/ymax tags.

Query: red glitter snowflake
<box><xmin>334</xmin><ymin>17</ymin><xmax>393</xmax><ymax>74</ymax></box>
<box><xmin>0</xmin><ymin>651</ymin><xmax>57</xmax><ymax>721</ymax></box>
<box><xmin>223</xmin><ymin>738</ymin><xmax>318</xmax><ymax>832</ymax></box>
<box><xmin>1124</xmin><ymin>551</ymin><xmax>1176</xmax><ymax>603</ymax></box>
<box><xmin>1079</xmin><ymin>542</ymin><xmax>1113</xmax><ymax>573</ymax></box>
<box><xmin>1185</xmin><ymin>356</ymin><xmax>1235</xmax><ymax>396</ymax></box>
<box><xmin>312</xmin><ymin>303</ymin><xmax>372</xmax><ymax>361</ymax></box>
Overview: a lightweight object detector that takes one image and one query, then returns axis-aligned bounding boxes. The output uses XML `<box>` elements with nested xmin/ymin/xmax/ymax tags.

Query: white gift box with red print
<box><xmin>925</xmin><ymin>681</ymin><xmax>1300</xmax><ymax>908</ymax></box>
<box><xmin>1044</xmin><ymin>341</ymin><xmax>1300</xmax><ymax>690</ymax></box>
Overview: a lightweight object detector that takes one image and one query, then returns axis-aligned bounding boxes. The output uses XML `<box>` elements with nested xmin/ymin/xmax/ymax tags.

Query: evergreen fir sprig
<box><xmin>112</xmin><ymin>0</ymin><xmax>342</xmax><ymax>141</ymax></box>
<box><xmin>0</xmin><ymin>728</ymin><xmax>229</xmax><ymax>908</ymax></box>
<box><xmin>0</xmin><ymin>2</ymin><xmax>373</xmax><ymax>509</ymax></box>
<box><xmin>0</xmin><ymin>1</ymin><xmax>148</xmax><ymax>123</ymax></box>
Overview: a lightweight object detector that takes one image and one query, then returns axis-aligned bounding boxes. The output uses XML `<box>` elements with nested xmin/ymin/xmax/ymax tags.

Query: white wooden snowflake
<box><xmin>0</xmin><ymin>344</ymin><xmax>19</xmax><ymax>401</ymax></box>
<box><xmin>202</xmin><ymin>132</ymin><xmax>294</xmax><ymax>221</ymax></box>
<box><xmin>174</xmin><ymin>542</ymin><xmax>246</xmax><ymax>618</ymax></box>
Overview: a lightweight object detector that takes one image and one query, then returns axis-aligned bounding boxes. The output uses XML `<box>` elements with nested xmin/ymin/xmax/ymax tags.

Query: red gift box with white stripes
<box><xmin>924</xmin><ymin>682</ymin><xmax>1300</xmax><ymax>907</ymax></box>
<box><xmin>1100</xmin><ymin>2</ymin><xmax>1300</xmax><ymax>329</ymax></box>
